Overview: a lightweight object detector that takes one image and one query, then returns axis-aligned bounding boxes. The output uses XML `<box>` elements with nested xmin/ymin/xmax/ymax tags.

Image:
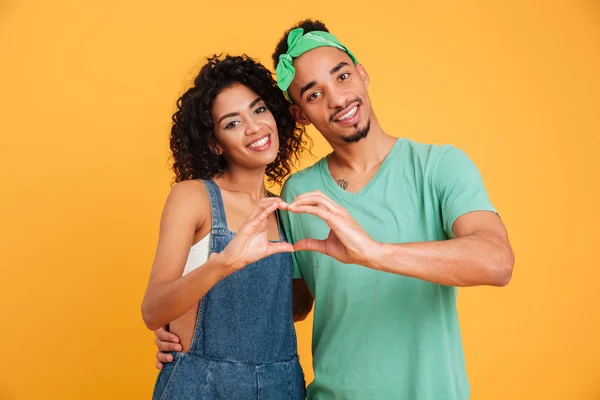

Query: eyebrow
<box><xmin>298</xmin><ymin>62</ymin><xmax>351</xmax><ymax>100</ymax></box>
<box><xmin>299</xmin><ymin>81</ymin><xmax>317</xmax><ymax>100</ymax></box>
<box><xmin>330</xmin><ymin>61</ymin><xmax>349</xmax><ymax>75</ymax></box>
<box><xmin>218</xmin><ymin>97</ymin><xmax>263</xmax><ymax>123</ymax></box>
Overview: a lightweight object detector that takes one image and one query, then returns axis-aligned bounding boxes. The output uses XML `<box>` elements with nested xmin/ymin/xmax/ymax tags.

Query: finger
<box><xmin>292</xmin><ymin>190</ymin><xmax>335</xmax><ymax>204</ymax></box>
<box><xmin>156</xmin><ymin>337</ymin><xmax>183</xmax><ymax>352</ymax></box>
<box><xmin>249</xmin><ymin>198</ymin><xmax>287</xmax><ymax>218</ymax></box>
<box><xmin>287</xmin><ymin>204</ymin><xmax>333</xmax><ymax>221</ymax></box>
<box><xmin>156</xmin><ymin>361</ymin><xmax>163</xmax><ymax>370</ymax></box>
<box><xmin>290</xmin><ymin>194</ymin><xmax>339</xmax><ymax>213</ymax></box>
<box><xmin>154</xmin><ymin>326</ymin><xmax>180</xmax><ymax>343</ymax></box>
<box><xmin>249</xmin><ymin>203</ymin><xmax>279</xmax><ymax>229</ymax></box>
<box><xmin>239</xmin><ymin>202</ymin><xmax>280</xmax><ymax>234</ymax></box>
<box><xmin>255</xmin><ymin>201</ymin><xmax>287</xmax><ymax>223</ymax></box>
<box><xmin>294</xmin><ymin>238</ymin><xmax>328</xmax><ymax>254</ymax></box>
<box><xmin>257</xmin><ymin>197</ymin><xmax>285</xmax><ymax>210</ymax></box>
<box><xmin>265</xmin><ymin>241</ymin><xmax>295</xmax><ymax>256</ymax></box>
<box><xmin>156</xmin><ymin>351</ymin><xmax>174</xmax><ymax>363</ymax></box>
<box><xmin>259</xmin><ymin>195</ymin><xmax>285</xmax><ymax>204</ymax></box>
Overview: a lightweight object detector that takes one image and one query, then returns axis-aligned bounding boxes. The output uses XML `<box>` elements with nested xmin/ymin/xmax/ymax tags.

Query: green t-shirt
<box><xmin>280</xmin><ymin>138</ymin><xmax>496</xmax><ymax>400</ymax></box>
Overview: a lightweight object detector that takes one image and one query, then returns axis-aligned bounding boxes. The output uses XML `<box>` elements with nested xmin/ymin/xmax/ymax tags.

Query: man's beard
<box><xmin>342</xmin><ymin>119</ymin><xmax>371</xmax><ymax>143</ymax></box>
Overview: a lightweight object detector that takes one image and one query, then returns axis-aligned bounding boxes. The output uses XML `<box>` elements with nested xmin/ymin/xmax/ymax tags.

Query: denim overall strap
<box><xmin>201</xmin><ymin>179</ymin><xmax>229</xmax><ymax>234</ymax></box>
<box><xmin>267</xmin><ymin>191</ymin><xmax>287</xmax><ymax>242</ymax></box>
<box><xmin>151</xmin><ymin>182</ymin><xmax>306</xmax><ymax>399</ymax></box>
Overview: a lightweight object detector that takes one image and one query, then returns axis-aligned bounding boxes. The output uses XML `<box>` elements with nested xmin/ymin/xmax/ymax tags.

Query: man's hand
<box><xmin>288</xmin><ymin>191</ymin><xmax>380</xmax><ymax>265</ymax></box>
<box><xmin>153</xmin><ymin>326</ymin><xmax>182</xmax><ymax>370</ymax></box>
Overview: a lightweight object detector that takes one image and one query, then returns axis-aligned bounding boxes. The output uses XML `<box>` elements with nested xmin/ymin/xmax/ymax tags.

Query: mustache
<box><xmin>329</xmin><ymin>98</ymin><xmax>363</xmax><ymax>123</ymax></box>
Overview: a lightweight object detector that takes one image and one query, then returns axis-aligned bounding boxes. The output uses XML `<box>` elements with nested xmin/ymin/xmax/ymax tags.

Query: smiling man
<box><xmin>271</xmin><ymin>19</ymin><xmax>514</xmax><ymax>400</ymax></box>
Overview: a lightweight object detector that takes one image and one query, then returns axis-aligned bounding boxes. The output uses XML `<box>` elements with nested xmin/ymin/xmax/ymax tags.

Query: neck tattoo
<box><xmin>336</xmin><ymin>179</ymin><xmax>348</xmax><ymax>190</ymax></box>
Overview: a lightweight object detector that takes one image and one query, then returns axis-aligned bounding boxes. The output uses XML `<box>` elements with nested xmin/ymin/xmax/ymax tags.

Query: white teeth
<box><xmin>336</xmin><ymin>106</ymin><xmax>358</xmax><ymax>121</ymax></box>
<box><xmin>248</xmin><ymin>136</ymin><xmax>269</xmax><ymax>148</ymax></box>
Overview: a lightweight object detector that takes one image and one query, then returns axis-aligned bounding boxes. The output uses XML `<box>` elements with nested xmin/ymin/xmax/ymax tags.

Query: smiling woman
<box><xmin>140</xmin><ymin>54</ymin><xmax>308</xmax><ymax>399</ymax></box>
<box><xmin>169</xmin><ymin>55</ymin><xmax>304</xmax><ymax>186</ymax></box>
<box><xmin>211</xmin><ymin>83</ymin><xmax>280</xmax><ymax>168</ymax></box>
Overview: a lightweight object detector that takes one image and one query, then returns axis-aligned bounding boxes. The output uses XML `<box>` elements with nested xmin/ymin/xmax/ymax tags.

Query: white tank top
<box><xmin>182</xmin><ymin>234</ymin><xmax>210</xmax><ymax>276</ymax></box>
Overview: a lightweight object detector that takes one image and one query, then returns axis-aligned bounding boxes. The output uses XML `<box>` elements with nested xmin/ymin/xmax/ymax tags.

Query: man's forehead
<box><xmin>291</xmin><ymin>47</ymin><xmax>353</xmax><ymax>82</ymax></box>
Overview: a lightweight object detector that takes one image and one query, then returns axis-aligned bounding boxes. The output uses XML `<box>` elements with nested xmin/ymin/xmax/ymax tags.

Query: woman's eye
<box><xmin>224</xmin><ymin>121</ymin><xmax>240</xmax><ymax>129</ymax></box>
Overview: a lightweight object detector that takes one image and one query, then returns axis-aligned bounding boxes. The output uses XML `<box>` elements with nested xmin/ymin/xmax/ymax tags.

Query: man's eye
<box><xmin>308</xmin><ymin>92</ymin><xmax>322</xmax><ymax>101</ymax></box>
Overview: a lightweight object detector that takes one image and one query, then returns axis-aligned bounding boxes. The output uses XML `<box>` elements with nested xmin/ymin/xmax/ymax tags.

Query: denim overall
<box><xmin>152</xmin><ymin>179</ymin><xmax>305</xmax><ymax>400</ymax></box>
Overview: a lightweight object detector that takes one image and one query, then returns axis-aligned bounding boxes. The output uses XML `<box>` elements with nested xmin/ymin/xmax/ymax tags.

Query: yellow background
<box><xmin>1</xmin><ymin>0</ymin><xmax>599</xmax><ymax>399</ymax></box>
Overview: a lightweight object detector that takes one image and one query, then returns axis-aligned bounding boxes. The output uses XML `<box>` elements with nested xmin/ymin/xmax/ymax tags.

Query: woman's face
<box><xmin>211</xmin><ymin>83</ymin><xmax>280</xmax><ymax>171</ymax></box>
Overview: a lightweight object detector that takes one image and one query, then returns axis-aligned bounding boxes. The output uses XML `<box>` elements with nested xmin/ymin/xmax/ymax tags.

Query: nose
<box><xmin>244</xmin><ymin>118</ymin><xmax>262</xmax><ymax>136</ymax></box>
<box><xmin>327</xmin><ymin>85</ymin><xmax>347</xmax><ymax>109</ymax></box>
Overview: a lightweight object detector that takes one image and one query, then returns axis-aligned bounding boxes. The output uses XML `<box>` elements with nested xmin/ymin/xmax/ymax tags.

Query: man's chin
<box><xmin>342</xmin><ymin>120</ymin><xmax>371</xmax><ymax>143</ymax></box>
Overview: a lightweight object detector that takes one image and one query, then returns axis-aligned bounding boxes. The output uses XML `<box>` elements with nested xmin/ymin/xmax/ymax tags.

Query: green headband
<box><xmin>276</xmin><ymin>28</ymin><xmax>358</xmax><ymax>101</ymax></box>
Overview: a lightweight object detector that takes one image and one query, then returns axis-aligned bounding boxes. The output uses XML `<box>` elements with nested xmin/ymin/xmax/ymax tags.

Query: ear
<box><xmin>211</xmin><ymin>142</ymin><xmax>223</xmax><ymax>156</ymax></box>
<box><xmin>356</xmin><ymin>63</ymin><xmax>370</xmax><ymax>88</ymax></box>
<box><xmin>290</xmin><ymin>104</ymin><xmax>312</xmax><ymax>126</ymax></box>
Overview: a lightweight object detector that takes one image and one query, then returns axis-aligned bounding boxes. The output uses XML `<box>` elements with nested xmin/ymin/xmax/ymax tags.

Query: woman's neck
<box><xmin>215</xmin><ymin>165</ymin><xmax>268</xmax><ymax>202</ymax></box>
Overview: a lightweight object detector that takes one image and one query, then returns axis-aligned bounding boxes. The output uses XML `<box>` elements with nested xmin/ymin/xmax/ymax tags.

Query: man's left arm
<box><xmin>371</xmin><ymin>145</ymin><xmax>514</xmax><ymax>287</ymax></box>
<box><xmin>370</xmin><ymin>210</ymin><xmax>514</xmax><ymax>287</ymax></box>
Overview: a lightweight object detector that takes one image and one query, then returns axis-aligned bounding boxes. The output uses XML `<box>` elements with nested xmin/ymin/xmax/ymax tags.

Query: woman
<box><xmin>141</xmin><ymin>54</ymin><xmax>306</xmax><ymax>399</ymax></box>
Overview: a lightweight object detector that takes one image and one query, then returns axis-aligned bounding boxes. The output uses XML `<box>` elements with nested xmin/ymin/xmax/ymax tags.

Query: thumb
<box><xmin>265</xmin><ymin>241</ymin><xmax>295</xmax><ymax>257</ymax></box>
<box><xmin>294</xmin><ymin>238</ymin><xmax>328</xmax><ymax>254</ymax></box>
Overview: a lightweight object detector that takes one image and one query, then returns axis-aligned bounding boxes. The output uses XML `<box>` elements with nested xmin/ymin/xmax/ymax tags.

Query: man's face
<box><xmin>287</xmin><ymin>46</ymin><xmax>372</xmax><ymax>144</ymax></box>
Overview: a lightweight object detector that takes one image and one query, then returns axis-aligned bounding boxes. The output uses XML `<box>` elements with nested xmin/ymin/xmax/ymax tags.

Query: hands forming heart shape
<box><xmin>218</xmin><ymin>191</ymin><xmax>380</xmax><ymax>272</ymax></box>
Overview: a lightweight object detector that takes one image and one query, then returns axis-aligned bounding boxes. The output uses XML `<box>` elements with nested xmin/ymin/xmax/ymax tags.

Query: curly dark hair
<box><xmin>272</xmin><ymin>19</ymin><xmax>330</xmax><ymax>71</ymax></box>
<box><xmin>170</xmin><ymin>54</ymin><xmax>305</xmax><ymax>185</ymax></box>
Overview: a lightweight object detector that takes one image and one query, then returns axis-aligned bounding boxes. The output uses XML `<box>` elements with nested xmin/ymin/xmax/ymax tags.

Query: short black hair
<box><xmin>271</xmin><ymin>19</ymin><xmax>330</xmax><ymax>71</ymax></box>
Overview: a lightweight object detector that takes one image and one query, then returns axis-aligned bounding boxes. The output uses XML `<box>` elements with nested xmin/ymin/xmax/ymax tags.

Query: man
<box><xmin>154</xmin><ymin>19</ymin><xmax>514</xmax><ymax>399</ymax></box>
